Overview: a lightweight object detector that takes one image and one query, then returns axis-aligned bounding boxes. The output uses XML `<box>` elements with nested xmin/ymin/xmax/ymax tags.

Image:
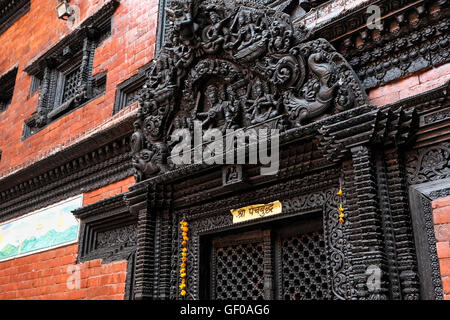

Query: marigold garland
<box><xmin>179</xmin><ymin>220</ymin><xmax>189</xmax><ymax>297</ymax></box>
<box><xmin>337</xmin><ymin>188</ymin><xmax>345</xmax><ymax>224</ymax></box>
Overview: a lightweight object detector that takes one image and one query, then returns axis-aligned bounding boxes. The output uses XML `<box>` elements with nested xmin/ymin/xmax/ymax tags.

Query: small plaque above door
<box><xmin>230</xmin><ymin>201</ymin><xmax>282</xmax><ymax>224</ymax></box>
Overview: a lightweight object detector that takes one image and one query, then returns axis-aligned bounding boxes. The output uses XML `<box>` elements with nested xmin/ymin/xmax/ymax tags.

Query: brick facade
<box><xmin>83</xmin><ymin>176</ymin><xmax>135</xmax><ymax>206</ymax></box>
<box><xmin>0</xmin><ymin>244</ymin><xmax>127</xmax><ymax>300</ymax></box>
<box><xmin>0</xmin><ymin>0</ymin><xmax>156</xmax><ymax>300</ymax></box>
<box><xmin>0</xmin><ymin>0</ymin><xmax>158</xmax><ymax>174</ymax></box>
<box><xmin>432</xmin><ymin>197</ymin><xmax>450</xmax><ymax>300</ymax></box>
<box><xmin>0</xmin><ymin>0</ymin><xmax>449</xmax><ymax>301</ymax></box>
<box><xmin>369</xmin><ymin>63</ymin><xmax>450</xmax><ymax>106</ymax></box>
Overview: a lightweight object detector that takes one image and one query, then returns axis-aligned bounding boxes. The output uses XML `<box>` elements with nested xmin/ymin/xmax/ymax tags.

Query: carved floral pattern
<box><xmin>407</xmin><ymin>143</ymin><xmax>450</xmax><ymax>185</ymax></box>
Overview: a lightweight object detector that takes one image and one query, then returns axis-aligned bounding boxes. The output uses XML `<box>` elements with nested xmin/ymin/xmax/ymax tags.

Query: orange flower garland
<box><xmin>337</xmin><ymin>188</ymin><xmax>345</xmax><ymax>224</ymax></box>
<box><xmin>179</xmin><ymin>220</ymin><xmax>189</xmax><ymax>297</ymax></box>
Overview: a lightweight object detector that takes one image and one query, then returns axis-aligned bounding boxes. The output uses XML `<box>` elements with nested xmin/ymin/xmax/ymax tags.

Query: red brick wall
<box><xmin>0</xmin><ymin>244</ymin><xmax>127</xmax><ymax>300</ymax></box>
<box><xmin>432</xmin><ymin>197</ymin><xmax>450</xmax><ymax>300</ymax></box>
<box><xmin>0</xmin><ymin>0</ymin><xmax>158</xmax><ymax>175</ymax></box>
<box><xmin>369</xmin><ymin>63</ymin><xmax>450</xmax><ymax>106</ymax></box>
<box><xmin>0</xmin><ymin>175</ymin><xmax>135</xmax><ymax>300</ymax></box>
<box><xmin>0</xmin><ymin>0</ymin><xmax>152</xmax><ymax>300</ymax></box>
<box><xmin>83</xmin><ymin>176</ymin><xmax>135</xmax><ymax>206</ymax></box>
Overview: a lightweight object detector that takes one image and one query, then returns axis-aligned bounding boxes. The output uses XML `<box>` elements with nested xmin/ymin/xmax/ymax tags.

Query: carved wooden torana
<box><xmin>131</xmin><ymin>0</ymin><xmax>370</xmax><ymax>181</ymax></box>
<box><xmin>124</xmin><ymin>0</ymin><xmax>439</xmax><ymax>301</ymax></box>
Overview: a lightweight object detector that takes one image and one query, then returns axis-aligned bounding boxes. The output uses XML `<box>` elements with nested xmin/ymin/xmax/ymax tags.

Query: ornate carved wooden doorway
<box><xmin>201</xmin><ymin>216</ymin><xmax>331</xmax><ymax>300</ymax></box>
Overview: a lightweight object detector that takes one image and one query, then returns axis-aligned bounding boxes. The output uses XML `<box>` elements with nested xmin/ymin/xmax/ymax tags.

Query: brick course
<box><xmin>432</xmin><ymin>196</ymin><xmax>450</xmax><ymax>299</ymax></box>
<box><xmin>83</xmin><ymin>176</ymin><xmax>135</xmax><ymax>206</ymax></box>
<box><xmin>0</xmin><ymin>244</ymin><xmax>127</xmax><ymax>300</ymax></box>
<box><xmin>369</xmin><ymin>63</ymin><xmax>450</xmax><ymax>106</ymax></box>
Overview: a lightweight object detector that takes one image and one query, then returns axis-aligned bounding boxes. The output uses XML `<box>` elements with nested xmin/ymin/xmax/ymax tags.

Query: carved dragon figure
<box><xmin>283</xmin><ymin>53</ymin><xmax>338</xmax><ymax>125</ymax></box>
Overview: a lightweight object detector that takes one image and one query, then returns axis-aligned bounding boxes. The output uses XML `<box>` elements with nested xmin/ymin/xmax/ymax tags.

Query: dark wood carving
<box><xmin>72</xmin><ymin>194</ymin><xmax>137</xmax><ymax>264</ymax></box>
<box><xmin>132</xmin><ymin>0</ymin><xmax>369</xmax><ymax>182</ymax></box>
<box><xmin>121</xmin><ymin>0</ymin><xmax>450</xmax><ymax>301</ymax></box>
<box><xmin>407</xmin><ymin>142</ymin><xmax>450</xmax><ymax>185</ymax></box>
<box><xmin>308</xmin><ymin>0</ymin><xmax>450</xmax><ymax>89</ymax></box>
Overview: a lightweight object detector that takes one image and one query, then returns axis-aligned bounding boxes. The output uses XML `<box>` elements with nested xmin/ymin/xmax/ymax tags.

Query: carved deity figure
<box><xmin>246</xmin><ymin>80</ymin><xmax>280</xmax><ymax>125</ymax></box>
<box><xmin>149</xmin><ymin>54</ymin><xmax>172</xmax><ymax>92</ymax></box>
<box><xmin>223</xmin><ymin>86</ymin><xmax>241</xmax><ymax>130</ymax></box>
<box><xmin>225</xmin><ymin>10</ymin><xmax>260</xmax><ymax>51</ymax></box>
<box><xmin>226</xmin><ymin>166</ymin><xmax>240</xmax><ymax>184</ymax></box>
<box><xmin>201</xmin><ymin>6</ymin><xmax>229</xmax><ymax>54</ymax></box>
<box><xmin>196</xmin><ymin>85</ymin><xmax>230</xmax><ymax>131</ymax></box>
<box><xmin>166</xmin><ymin>0</ymin><xmax>198</xmax><ymax>42</ymax></box>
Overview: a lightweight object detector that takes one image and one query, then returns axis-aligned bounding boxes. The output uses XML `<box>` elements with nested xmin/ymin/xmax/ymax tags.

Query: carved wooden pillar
<box><xmin>348</xmin><ymin>145</ymin><xmax>389</xmax><ymax>300</ymax></box>
<box><xmin>134</xmin><ymin>206</ymin><xmax>157</xmax><ymax>300</ymax></box>
<box><xmin>263</xmin><ymin>230</ymin><xmax>274</xmax><ymax>300</ymax></box>
<box><xmin>384</xmin><ymin>148</ymin><xmax>420</xmax><ymax>300</ymax></box>
<box><xmin>156</xmin><ymin>188</ymin><xmax>173</xmax><ymax>299</ymax></box>
<box><xmin>125</xmin><ymin>182</ymin><xmax>159</xmax><ymax>300</ymax></box>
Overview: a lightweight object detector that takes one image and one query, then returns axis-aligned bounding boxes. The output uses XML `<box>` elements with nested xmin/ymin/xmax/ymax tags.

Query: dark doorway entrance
<box><xmin>201</xmin><ymin>215</ymin><xmax>331</xmax><ymax>300</ymax></box>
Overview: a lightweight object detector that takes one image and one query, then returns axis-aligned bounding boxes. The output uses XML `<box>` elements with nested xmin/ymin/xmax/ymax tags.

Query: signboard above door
<box><xmin>231</xmin><ymin>201</ymin><xmax>282</xmax><ymax>224</ymax></box>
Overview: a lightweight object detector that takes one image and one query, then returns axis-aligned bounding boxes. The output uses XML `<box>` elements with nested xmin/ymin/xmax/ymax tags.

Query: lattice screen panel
<box><xmin>280</xmin><ymin>231</ymin><xmax>330</xmax><ymax>300</ymax></box>
<box><xmin>62</xmin><ymin>67</ymin><xmax>82</xmax><ymax>103</ymax></box>
<box><xmin>214</xmin><ymin>242</ymin><xmax>265</xmax><ymax>300</ymax></box>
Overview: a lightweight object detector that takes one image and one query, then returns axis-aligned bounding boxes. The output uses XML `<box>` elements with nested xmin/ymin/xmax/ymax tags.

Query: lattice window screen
<box><xmin>280</xmin><ymin>231</ymin><xmax>330</xmax><ymax>300</ymax></box>
<box><xmin>213</xmin><ymin>242</ymin><xmax>265</xmax><ymax>300</ymax></box>
<box><xmin>62</xmin><ymin>67</ymin><xmax>82</xmax><ymax>104</ymax></box>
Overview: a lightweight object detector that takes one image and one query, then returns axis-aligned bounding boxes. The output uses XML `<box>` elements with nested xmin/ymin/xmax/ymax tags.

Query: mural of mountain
<box><xmin>0</xmin><ymin>244</ymin><xmax>19</xmax><ymax>260</ymax></box>
<box><xmin>0</xmin><ymin>225</ymin><xmax>78</xmax><ymax>260</ymax></box>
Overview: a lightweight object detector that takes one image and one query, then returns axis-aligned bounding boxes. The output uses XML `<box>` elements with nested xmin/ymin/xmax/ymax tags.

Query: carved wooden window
<box><xmin>0</xmin><ymin>67</ymin><xmax>17</xmax><ymax>113</ymax></box>
<box><xmin>29</xmin><ymin>75</ymin><xmax>41</xmax><ymax>96</ymax></box>
<box><xmin>0</xmin><ymin>0</ymin><xmax>30</xmax><ymax>35</ymax></box>
<box><xmin>113</xmin><ymin>70</ymin><xmax>147</xmax><ymax>114</ymax></box>
<box><xmin>205</xmin><ymin>218</ymin><xmax>331</xmax><ymax>300</ymax></box>
<box><xmin>73</xmin><ymin>194</ymin><xmax>137</xmax><ymax>264</ymax></box>
<box><xmin>22</xmin><ymin>0</ymin><xmax>119</xmax><ymax>139</ymax></box>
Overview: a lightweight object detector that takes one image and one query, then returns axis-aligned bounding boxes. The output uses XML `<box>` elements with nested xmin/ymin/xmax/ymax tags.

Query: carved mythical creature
<box><xmin>283</xmin><ymin>53</ymin><xmax>338</xmax><ymax>125</ymax></box>
<box><xmin>131</xmin><ymin>115</ymin><xmax>170</xmax><ymax>179</ymax></box>
<box><xmin>135</xmin><ymin>144</ymin><xmax>169</xmax><ymax>178</ymax></box>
